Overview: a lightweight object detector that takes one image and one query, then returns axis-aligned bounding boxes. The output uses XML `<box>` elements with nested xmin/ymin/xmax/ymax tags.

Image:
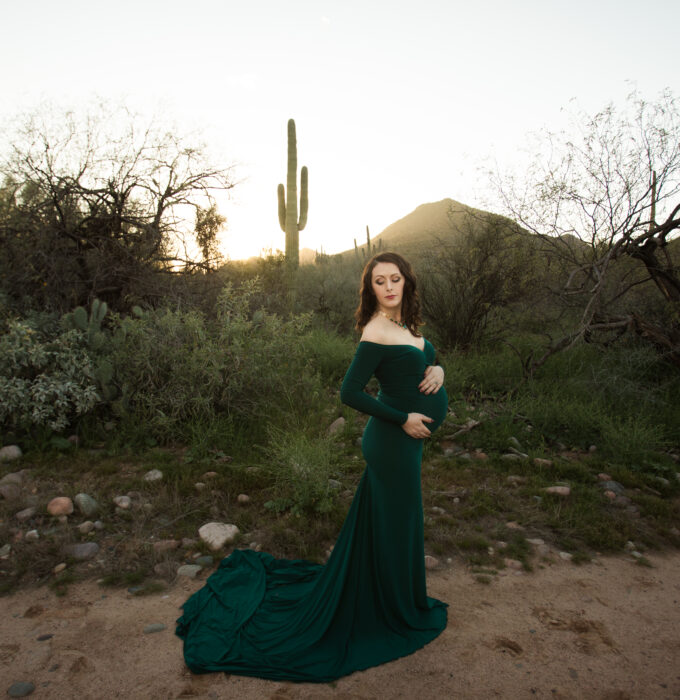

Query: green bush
<box><xmin>0</xmin><ymin>320</ymin><xmax>99</xmax><ymax>432</ymax></box>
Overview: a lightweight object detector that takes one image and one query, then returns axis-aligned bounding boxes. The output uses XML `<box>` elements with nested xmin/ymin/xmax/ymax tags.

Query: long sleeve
<box><xmin>340</xmin><ymin>343</ymin><xmax>409</xmax><ymax>425</ymax></box>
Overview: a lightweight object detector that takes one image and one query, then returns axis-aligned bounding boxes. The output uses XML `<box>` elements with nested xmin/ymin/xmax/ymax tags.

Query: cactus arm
<box><xmin>298</xmin><ymin>166</ymin><xmax>308</xmax><ymax>231</ymax></box>
<box><xmin>277</xmin><ymin>184</ymin><xmax>286</xmax><ymax>231</ymax></box>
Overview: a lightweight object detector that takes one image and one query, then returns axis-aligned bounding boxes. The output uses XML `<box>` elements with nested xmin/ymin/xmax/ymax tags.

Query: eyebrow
<box><xmin>373</xmin><ymin>273</ymin><xmax>401</xmax><ymax>279</ymax></box>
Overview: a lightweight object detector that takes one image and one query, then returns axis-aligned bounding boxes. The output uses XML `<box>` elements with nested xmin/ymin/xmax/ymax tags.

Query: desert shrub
<box><xmin>0</xmin><ymin>319</ymin><xmax>99</xmax><ymax>432</ymax></box>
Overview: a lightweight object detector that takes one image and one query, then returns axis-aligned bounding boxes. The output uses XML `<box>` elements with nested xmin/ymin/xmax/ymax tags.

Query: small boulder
<box><xmin>74</xmin><ymin>493</ymin><xmax>99</xmax><ymax>517</ymax></box>
<box><xmin>8</xmin><ymin>681</ymin><xmax>35</xmax><ymax>697</ymax></box>
<box><xmin>64</xmin><ymin>542</ymin><xmax>100</xmax><ymax>561</ymax></box>
<box><xmin>198</xmin><ymin>522</ymin><xmax>240</xmax><ymax>551</ymax></box>
<box><xmin>0</xmin><ymin>445</ymin><xmax>23</xmax><ymax>462</ymax></box>
<box><xmin>177</xmin><ymin>564</ymin><xmax>202</xmax><ymax>579</ymax></box>
<box><xmin>47</xmin><ymin>497</ymin><xmax>74</xmax><ymax>516</ymax></box>
<box><xmin>143</xmin><ymin>469</ymin><xmax>163</xmax><ymax>482</ymax></box>
<box><xmin>328</xmin><ymin>417</ymin><xmax>346</xmax><ymax>436</ymax></box>
<box><xmin>237</xmin><ymin>493</ymin><xmax>250</xmax><ymax>504</ymax></box>
<box><xmin>113</xmin><ymin>495</ymin><xmax>131</xmax><ymax>509</ymax></box>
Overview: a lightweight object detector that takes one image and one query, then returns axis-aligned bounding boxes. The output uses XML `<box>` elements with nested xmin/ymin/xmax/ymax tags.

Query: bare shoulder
<box><xmin>360</xmin><ymin>317</ymin><xmax>389</xmax><ymax>344</ymax></box>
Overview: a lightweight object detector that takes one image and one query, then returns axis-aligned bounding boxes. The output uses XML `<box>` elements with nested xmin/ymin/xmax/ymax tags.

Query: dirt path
<box><xmin>2</xmin><ymin>552</ymin><xmax>680</xmax><ymax>699</ymax></box>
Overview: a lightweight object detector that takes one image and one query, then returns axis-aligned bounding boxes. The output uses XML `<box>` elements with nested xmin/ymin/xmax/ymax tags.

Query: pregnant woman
<box><xmin>176</xmin><ymin>252</ymin><xmax>449</xmax><ymax>682</ymax></box>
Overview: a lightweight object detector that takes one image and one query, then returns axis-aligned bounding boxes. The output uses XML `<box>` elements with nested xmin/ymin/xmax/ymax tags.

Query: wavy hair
<box><xmin>354</xmin><ymin>252</ymin><xmax>422</xmax><ymax>335</ymax></box>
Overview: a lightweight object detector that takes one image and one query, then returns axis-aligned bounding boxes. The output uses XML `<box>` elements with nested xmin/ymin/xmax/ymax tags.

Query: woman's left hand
<box><xmin>419</xmin><ymin>365</ymin><xmax>445</xmax><ymax>394</ymax></box>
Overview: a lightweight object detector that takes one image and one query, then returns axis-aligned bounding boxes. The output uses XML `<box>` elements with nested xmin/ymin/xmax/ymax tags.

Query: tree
<box><xmin>493</xmin><ymin>90</ymin><xmax>680</xmax><ymax>369</ymax></box>
<box><xmin>0</xmin><ymin>102</ymin><xmax>235</xmax><ymax>312</ymax></box>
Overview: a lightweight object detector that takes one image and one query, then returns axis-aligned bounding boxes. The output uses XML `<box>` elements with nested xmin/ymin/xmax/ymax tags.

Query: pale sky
<box><xmin>1</xmin><ymin>0</ymin><xmax>678</xmax><ymax>259</ymax></box>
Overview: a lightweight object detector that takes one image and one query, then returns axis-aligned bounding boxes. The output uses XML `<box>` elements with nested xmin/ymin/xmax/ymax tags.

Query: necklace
<box><xmin>380</xmin><ymin>310</ymin><xmax>408</xmax><ymax>330</ymax></box>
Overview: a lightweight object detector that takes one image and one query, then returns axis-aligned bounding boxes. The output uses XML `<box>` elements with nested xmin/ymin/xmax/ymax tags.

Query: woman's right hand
<box><xmin>401</xmin><ymin>412</ymin><xmax>434</xmax><ymax>439</ymax></box>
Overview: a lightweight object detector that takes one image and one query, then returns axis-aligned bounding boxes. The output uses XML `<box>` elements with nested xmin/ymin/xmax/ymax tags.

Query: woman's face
<box><xmin>371</xmin><ymin>262</ymin><xmax>405</xmax><ymax>316</ymax></box>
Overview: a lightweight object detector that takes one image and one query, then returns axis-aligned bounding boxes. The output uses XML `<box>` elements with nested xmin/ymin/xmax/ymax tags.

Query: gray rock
<box><xmin>0</xmin><ymin>445</ymin><xmax>23</xmax><ymax>462</ymax></box>
<box><xmin>527</xmin><ymin>538</ymin><xmax>545</xmax><ymax>546</ymax></box>
<box><xmin>143</xmin><ymin>623</ymin><xmax>167</xmax><ymax>634</ymax></box>
<box><xmin>328</xmin><ymin>479</ymin><xmax>342</xmax><ymax>490</ymax></box>
<box><xmin>93</xmin><ymin>520</ymin><xmax>104</xmax><ymax>530</ymax></box>
<box><xmin>198</xmin><ymin>522</ymin><xmax>240</xmax><ymax>550</ymax></box>
<box><xmin>501</xmin><ymin>453</ymin><xmax>523</xmax><ymax>462</ymax></box>
<box><xmin>0</xmin><ymin>543</ymin><xmax>11</xmax><ymax>558</ymax></box>
<box><xmin>64</xmin><ymin>542</ymin><xmax>100</xmax><ymax>561</ymax></box>
<box><xmin>143</xmin><ymin>469</ymin><xmax>163</xmax><ymax>482</ymax></box>
<box><xmin>194</xmin><ymin>482</ymin><xmax>206</xmax><ymax>491</ymax></box>
<box><xmin>0</xmin><ymin>483</ymin><xmax>21</xmax><ymax>500</ymax></box>
<box><xmin>78</xmin><ymin>521</ymin><xmax>95</xmax><ymax>535</ymax></box>
<box><xmin>558</xmin><ymin>551</ymin><xmax>573</xmax><ymax>561</ymax></box>
<box><xmin>328</xmin><ymin>417</ymin><xmax>346</xmax><ymax>435</ymax></box>
<box><xmin>508</xmin><ymin>436</ymin><xmax>524</xmax><ymax>451</ymax></box>
<box><xmin>74</xmin><ymin>493</ymin><xmax>99</xmax><ymax>517</ymax></box>
<box><xmin>15</xmin><ymin>507</ymin><xmax>36</xmax><ymax>522</ymax></box>
<box><xmin>25</xmin><ymin>530</ymin><xmax>39</xmax><ymax>542</ymax></box>
<box><xmin>195</xmin><ymin>555</ymin><xmax>214</xmax><ymax>567</ymax></box>
<box><xmin>8</xmin><ymin>681</ymin><xmax>35</xmax><ymax>697</ymax></box>
<box><xmin>0</xmin><ymin>471</ymin><xmax>24</xmax><ymax>486</ymax></box>
<box><xmin>177</xmin><ymin>564</ymin><xmax>202</xmax><ymax>579</ymax></box>
<box><xmin>600</xmin><ymin>480</ymin><xmax>625</xmax><ymax>495</ymax></box>
<box><xmin>431</xmin><ymin>506</ymin><xmax>446</xmax><ymax>515</ymax></box>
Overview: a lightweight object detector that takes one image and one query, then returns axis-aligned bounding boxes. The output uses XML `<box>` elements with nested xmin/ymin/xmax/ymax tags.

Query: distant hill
<box><xmin>341</xmin><ymin>198</ymin><xmax>503</xmax><ymax>259</ymax></box>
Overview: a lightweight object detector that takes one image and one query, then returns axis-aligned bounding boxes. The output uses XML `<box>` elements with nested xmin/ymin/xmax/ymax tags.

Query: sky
<box><xmin>1</xmin><ymin>0</ymin><xmax>678</xmax><ymax>260</ymax></box>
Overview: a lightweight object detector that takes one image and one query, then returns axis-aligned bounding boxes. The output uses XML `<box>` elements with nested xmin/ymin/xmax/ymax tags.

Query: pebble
<box><xmin>78</xmin><ymin>521</ymin><xmax>95</xmax><ymax>535</ymax></box>
<box><xmin>328</xmin><ymin>417</ymin><xmax>346</xmax><ymax>435</ymax></box>
<box><xmin>53</xmin><ymin>563</ymin><xmax>66</xmax><ymax>575</ymax></box>
<box><xmin>113</xmin><ymin>495</ymin><xmax>131</xmax><ymax>509</ymax></box>
<box><xmin>143</xmin><ymin>623</ymin><xmax>167</xmax><ymax>634</ymax></box>
<box><xmin>25</xmin><ymin>530</ymin><xmax>39</xmax><ymax>542</ymax></box>
<box><xmin>424</xmin><ymin>555</ymin><xmax>439</xmax><ymax>570</ymax></box>
<box><xmin>74</xmin><ymin>493</ymin><xmax>99</xmax><ymax>517</ymax></box>
<box><xmin>64</xmin><ymin>542</ymin><xmax>100</xmax><ymax>561</ymax></box>
<box><xmin>7</xmin><ymin>681</ymin><xmax>35</xmax><ymax>697</ymax></box>
<box><xmin>0</xmin><ymin>445</ymin><xmax>23</xmax><ymax>462</ymax></box>
<box><xmin>143</xmin><ymin>469</ymin><xmax>163</xmax><ymax>482</ymax></box>
<box><xmin>198</xmin><ymin>522</ymin><xmax>240</xmax><ymax>550</ymax></box>
<box><xmin>15</xmin><ymin>507</ymin><xmax>36</xmax><ymax>522</ymax></box>
<box><xmin>558</xmin><ymin>551</ymin><xmax>573</xmax><ymax>561</ymax></box>
<box><xmin>47</xmin><ymin>497</ymin><xmax>74</xmax><ymax>516</ymax></box>
<box><xmin>237</xmin><ymin>493</ymin><xmax>251</xmax><ymax>503</ymax></box>
<box><xmin>544</xmin><ymin>486</ymin><xmax>570</xmax><ymax>497</ymax></box>
<box><xmin>94</xmin><ymin>520</ymin><xmax>104</xmax><ymax>530</ymax></box>
<box><xmin>0</xmin><ymin>543</ymin><xmax>11</xmax><ymax>559</ymax></box>
<box><xmin>177</xmin><ymin>564</ymin><xmax>202</xmax><ymax>579</ymax></box>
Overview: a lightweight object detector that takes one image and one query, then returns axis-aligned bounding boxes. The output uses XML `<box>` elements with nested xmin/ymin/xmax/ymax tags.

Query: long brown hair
<box><xmin>354</xmin><ymin>252</ymin><xmax>422</xmax><ymax>336</ymax></box>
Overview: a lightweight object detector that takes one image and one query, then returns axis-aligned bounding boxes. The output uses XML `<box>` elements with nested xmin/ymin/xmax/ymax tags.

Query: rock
<box><xmin>544</xmin><ymin>486</ymin><xmax>570</xmax><ymax>497</ymax></box>
<box><xmin>527</xmin><ymin>538</ymin><xmax>545</xmax><ymax>546</ymax></box>
<box><xmin>504</xmin><ymin>558</ymin><xmax>523</xmax><ymax>570</ymax></box>
<box><xmin>558</xmin><ymin>551</ymin><xmax>573</xmax><ymax>561</ymax></box>
<box><xmin>533</xmin><ymin>457</ymin><xmax>553</xmax><ymax>468</ymax></box>
<box><xmin>7</xmin><ymin>681</ymin><xmax>35</xmax><ymax>697</ymax></box>
<box><xmin>0</xmin><ymin>483</ymin><xmax>21</xmax><ymax>500</ymax></box>
<box><xmin>453</xmin><ymin>497</ymin><xmax>460</xmax><ymax>504</ymax></box>
<box><xmin>588</xmin><ymin>445</ymin><xmax>597</xmax><ymax>452</ymax></box>
<box><xmin>537</xmin><ymin>544</ymin><xmax>551</xmax><ymax>557</ymax></box>
<box><xmin>631</xmin><ymin>551</ymin><xmax>643</xmax><ymax>559</ymax></box>
<box><xmin>113</xmin><ymin>495</ymin><xmax>131</xmax><ymax>509</ymax></box>
<box><xmin>78</xmin><ymin>521</ymin><xmax>95</xmax><ymax>535</ymax></box>
<box><xmin>655</xmin><ymin>476</ymin><xmax>670</xmax><ymax>486</ymax></box>
<box><xmin>508</xmin><ymin>436</ymin><xmax>524</xmax><ymax>451</ymax></box>
<box><xmin>328</xmin><ymin>417</ymin><xmax>346</xmax><ymax>435</ymax></box>
<box><xmin>199</xmin><ymin>522</ymin><xmax>239</xmax><ymax>551</ymax></box>
<box><xmin>202</xmin><ymin>471</ymin><xmax>218</xmax><ymax>479</ymax></box>
<box><xmin>501</xmin><ymin>453</ymin><xmax>523</xmax><ymax>462</ymax></box>
<box><xmin>237</xmin><ymin>493</ymin><xmax>251</xmax><ymax>504</ymax></box>
<box><xmin>613</xmin><ymin>495</ymin><xmax>631</xmax><ymax>508</ymax></box>
<box><xmin>93</xmin><ymin>520</ymin><xmax>104</xmax><ymax>530</ymax></box>
<box><xmin>195</xmin><ymin>555</ymin><xmax>214</xmax><ymax>567</ymax></box>
<box><xmin>194</xmin><ymin>482</ymin><xmax>206</xmax><ymax>491</ymax></box>
<box><xmin>327</xmin><ymin>479</ymin><xmax>342</xmax><ymax>490</ymax></box>
<box><xmin>0</xmin><ymin>543</ymin><xmax>11</xmax><ymax>559</ymax></box>
<box><xmin>47</xmin><ymin>497</ymin><xmax>74</xmax><ymax>516</ymax></box>
<box><xmin>177</xmin><ymin>564</ymin><xmax>202</xmax><ymax>579</ymax></box>
<box><xmin>505</xmin><ymin>521</ymin><xmax>524</xmax><ymax>531</ymax></box>
<box><xmin>181</xmin><ymin>538</ymin><xmax>197</xmax><ymax>548</ymax></box>
<box><xmin>431</xmin><ymin>506</ymin><xmax>446</xmax><ymax>515</ymax></box>
<box><xmin>600</xmin><ymin>480</ymin><xmax>625</xmax><ymax>495</ymax></box>
<box><xmin>53</xmin><ymin>563</ymin><xmax>67</xmax><ymax>574</ymax></box>
<box><xmin>597</xmin><ymin>473</ymin><xmax>613</xmax><ymax>481</ymax></box>
<box><xmin>74</xmin><ymin>493</ymin><xmax>99</xmax><ymax>517</ymax></box>
<box><xmin>496</xmin><ymin>540</ymin><xmax>508</xmax><ymax>550</ymax></box>
<box><xmin>625</xmin><ymin>540</ymin><xmax>636</xmax><ymax>551</ymax></box>
<box><xmin>15</xmin><ymin>507</ymin><xmax>36</xmax><ymax>522</ymax></box>
<box><xmin>603</xmin><ymin>490</ymin><xmax>617</xmax><ymax>500</ymax></box>
<box><xmin>153</xmin><ymin>562</ymin><xmax>177</xmax><ymax>579</ymax></box>
<box><xmin>152</xmin><ymin>539</ymin><xmax>180</xmax><ymax>553</ymax></box>
<box><xmin>57</xmin><ymin>515</ymin><xmax>68</xmax><ymax>525</ymax></box>
<box><xmin>37</xmin><ymin>633</ymin><xmax>53</xmax><ymax>641</ymax></box>
<box><xmin>64</xmin><ymin>542</ymin><xmax>100</xmax><ymax>561</ymax></box>
<box><xmin>0</xmin><ymin>471</ymin><xmax>24</xmax><ymax>486</ymax></box>
<box><xmin>143</xmin><ymin>623</ymin><xmax>166</xmax><ymax>634</ymax></box>
<box><xmin>0</xmin><ymin>445</ymin><xmax>23</xmax><ymax>462</ymax></box>
<box><xmin>506</xmin><ymin>475</ymin><xmax>527</xmax><ymax>486</ymax></box>
<box><xmin>424</xmin><ymin>555</ymin><xmax>439</xmax><ymax>570</ymax></box>
<box><xmin>472</xmin><ymin>451</ymin><xmax>488</xmax><ymax>460</ymax></box>
<box><xmin>143</xmin><ymin>469</ymin><xmax>163</xmax><ymax>482</ymax></box>
<box><xmin>25</xmin><ymin>530</ymin><xmax>39</xmax><ymax>542</ymax></box>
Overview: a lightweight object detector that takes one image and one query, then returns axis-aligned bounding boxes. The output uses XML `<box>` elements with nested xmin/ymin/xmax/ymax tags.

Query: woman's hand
<box><xmin>402</xmin><ymin>412</ymin><xmax>434</xmax><ymax>439</ymax></box>
<box><xmin>419</xmin><ymin>365</ymin><xmax>445</xmax><ymax>395</ymax></box>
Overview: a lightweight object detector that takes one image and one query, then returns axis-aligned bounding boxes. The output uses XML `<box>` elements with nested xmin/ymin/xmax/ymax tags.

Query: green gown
<box><xmin>175</xmin><ymin>339</ymin><xmax>449</xmax><ymax>682</ymax></box>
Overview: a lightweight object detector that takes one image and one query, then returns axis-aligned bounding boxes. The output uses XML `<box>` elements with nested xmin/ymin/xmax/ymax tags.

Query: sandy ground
<box><xmin>2</xmin><ymin>553</ymin><xmax>680</xmax><ymax>700</ymax></box>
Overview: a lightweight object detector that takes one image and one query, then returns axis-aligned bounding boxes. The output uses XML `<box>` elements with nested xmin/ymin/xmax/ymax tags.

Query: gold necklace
<box><xmin>380</xmin><ymin>310</ymin><xmax>408</xmax><ymax>330</ymax></box>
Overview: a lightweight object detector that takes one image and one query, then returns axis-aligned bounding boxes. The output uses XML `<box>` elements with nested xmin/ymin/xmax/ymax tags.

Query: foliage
<box><xmin>0</xmin><ymin>101</ymin><xmax>234</xmax><ymax>313</ymax></box>
<box><xmin>0</xmin><ymin>319</ymin><xmax>99</xmax><ymax>432</ymax></box>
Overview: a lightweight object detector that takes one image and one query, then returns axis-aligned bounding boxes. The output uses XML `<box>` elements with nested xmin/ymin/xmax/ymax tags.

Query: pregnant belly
<box><xmin>379</xmin><ymin>387</ymin><xmax>449</xmax><ymax>433</ymax></box>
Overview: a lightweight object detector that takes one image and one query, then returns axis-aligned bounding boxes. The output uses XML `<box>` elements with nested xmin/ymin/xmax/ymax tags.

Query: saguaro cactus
<box><xmin>277</xmin><ymin>119</ymin><xmax>308</xmax><ymax>270</ymax></box>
